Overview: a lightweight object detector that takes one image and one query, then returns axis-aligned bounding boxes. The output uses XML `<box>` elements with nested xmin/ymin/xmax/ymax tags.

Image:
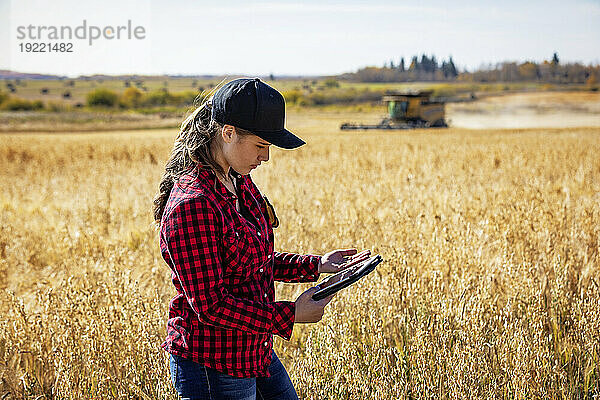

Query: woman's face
<box><xmin>221</xmin><ymin>125</ymin><xmax>271</xmax><ymax>175</ymax></box>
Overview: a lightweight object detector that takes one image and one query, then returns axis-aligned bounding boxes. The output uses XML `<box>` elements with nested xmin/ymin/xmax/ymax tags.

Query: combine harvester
<box><xmin>340</xmin><ymin>90</ymin><xmax>448</xmax><ymax>130</ymax></box>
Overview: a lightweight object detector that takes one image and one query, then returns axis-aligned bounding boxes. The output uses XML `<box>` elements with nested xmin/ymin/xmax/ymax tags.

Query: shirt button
<box><xmin>259</xmin><ymin>268</ymin><xmax>264</xmax><ymax>273</ymax></box>
<box><xmin>264</xmin><ymin>293</ymin><xmax>267</xmax><ymax>298</ymax></box>
<box><xmin>264</xmin><ymin>342</ymin><xmax>268</xmax><ymax>346</ymax></box>
<box><xmin>267</xmin><ymin>254</ymin><xmax>271</xmax><ymax>259</ymax></box>
<box><xmin>257</xmin><ymin>232</ymin><xmax>261</xmax><ymax>237</ymax></box>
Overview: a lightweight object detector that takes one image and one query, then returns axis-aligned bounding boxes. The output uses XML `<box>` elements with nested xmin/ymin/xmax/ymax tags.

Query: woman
<box><xmin>153</xmin><ymin>78</ymin><xmax>364</xmax><ymax>399</ymax></box>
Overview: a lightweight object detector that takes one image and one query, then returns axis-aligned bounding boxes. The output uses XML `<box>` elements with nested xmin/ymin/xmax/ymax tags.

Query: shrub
<box><xmin>282</xmin><ymin>89</ymin><xmax>303</xmax><ymax>105</ymax></box>
<box><xmin>121</xmin><ymin>87</ymin><xmax>143</xmax><ymax>108</ymax></box>
<box><xmin>0</xmin><ymin>97</ymin><xmax>44</xmax><ymax>111</ymax></box>
<box><xmin>87</xmin><ymin>88</ymin><xmax>119</xmax><ymax>107</ymax></box>
<box><xmin>169</xmin><ymin>90</ymin><xmax>199</xmax><ymax>106</ymax></box>
<box><xmin>141</xmin><ymin>89</ymin><xmax>171</xmax><ymax>106</ymax></box>
<box><xmin>140</xmin><ymin>89</ymin><xmax>199</xmax><ymax>107</ymax></box>
<box><xmin>282</xmin><ymin>87</ymin><xmax>387</xmax><ymax>106</ymax></box>
<box><xmin>324</xmin><ymin>78</ymin><xmax>340</xmax><ymax>88</ymax></box>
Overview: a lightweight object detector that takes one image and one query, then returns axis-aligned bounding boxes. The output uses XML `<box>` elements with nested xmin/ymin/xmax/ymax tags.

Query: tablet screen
<box><xmin>312</xmin><ymin>255</ymin><xmax>382</xmax><ymax>301</ymax></box>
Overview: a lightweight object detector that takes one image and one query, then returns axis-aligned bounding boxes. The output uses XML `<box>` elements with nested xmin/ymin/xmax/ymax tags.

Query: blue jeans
<box><xmin>169</xmin><ymin>351</ymin><xmax>299</xmax><ymax>400</ymax></box>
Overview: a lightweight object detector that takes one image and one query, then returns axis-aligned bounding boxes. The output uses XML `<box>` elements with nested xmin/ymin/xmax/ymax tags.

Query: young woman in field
<box><xmin>153</xmin><ymin>78</ymin><xmax>364</xmax><ymax>400</ymax></box>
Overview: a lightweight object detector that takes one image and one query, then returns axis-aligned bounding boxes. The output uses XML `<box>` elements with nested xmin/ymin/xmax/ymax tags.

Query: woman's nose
<box><xmin>259</xmin><ymin>147</ymin><xmax>270</xmax><ymax>162</ymax></box>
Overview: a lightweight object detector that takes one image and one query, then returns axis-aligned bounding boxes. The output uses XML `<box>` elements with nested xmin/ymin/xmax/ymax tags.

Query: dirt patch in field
<box><xmin>448</xmin><ymin>91</ymin><xmax>600</xmax><ymax>129</ymax></box>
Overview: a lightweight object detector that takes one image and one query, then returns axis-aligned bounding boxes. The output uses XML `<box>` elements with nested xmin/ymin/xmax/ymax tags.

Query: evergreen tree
<box><xmin>447</xmin><ymin>57</ymin><xmax>458</xmax><ymax>78</ymax></box>
<box><xmin>420</xmin><ymin>54</ymin><xmax>430</xmax><ymax>72</ymax></box>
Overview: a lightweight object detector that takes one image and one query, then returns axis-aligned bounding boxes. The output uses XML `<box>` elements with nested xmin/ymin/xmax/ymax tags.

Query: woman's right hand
<box><xmin>294</xmin><ymin>286</ymin><xmax>335</xmax><ymax>323</ymax></box>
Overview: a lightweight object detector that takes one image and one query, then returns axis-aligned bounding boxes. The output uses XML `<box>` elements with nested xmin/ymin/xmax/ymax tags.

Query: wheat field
<box><xmin>0</xmin><ymin>112</ymin><xmax>599</xmax><ymax>399</ymax></box>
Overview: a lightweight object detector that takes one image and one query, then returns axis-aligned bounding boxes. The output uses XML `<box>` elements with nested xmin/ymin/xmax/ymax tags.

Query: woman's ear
<box><xmin>221</xmin><ymin>125</ymin><xmax>236</xmax><ymax>143</ymax></box>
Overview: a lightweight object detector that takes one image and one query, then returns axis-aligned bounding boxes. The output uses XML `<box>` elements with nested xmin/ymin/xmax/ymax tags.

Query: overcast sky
<box><xmin>1</xmin><ymin>0</ymin><xmax>599</xmax><ymax>77</ymax></box>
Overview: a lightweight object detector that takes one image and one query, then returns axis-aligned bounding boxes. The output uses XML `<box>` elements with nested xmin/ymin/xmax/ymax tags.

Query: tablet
<box><xmin>312</xmin><ymin>255</ymin><xmax>382</xmax><ymax>301</ymax></box>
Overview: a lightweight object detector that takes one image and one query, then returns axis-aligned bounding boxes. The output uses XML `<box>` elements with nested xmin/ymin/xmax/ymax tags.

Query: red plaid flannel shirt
<box><xmin>160</xmin><ymin>166</ymin><xmax>320</xmax><ymax>378</ymax></box>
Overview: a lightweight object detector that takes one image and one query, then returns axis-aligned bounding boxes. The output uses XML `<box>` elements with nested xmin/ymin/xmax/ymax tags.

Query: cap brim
<box><xmin>253</xmin><ymin>128</ymin><xmax>305</xmax><ymax>149</ymax></box>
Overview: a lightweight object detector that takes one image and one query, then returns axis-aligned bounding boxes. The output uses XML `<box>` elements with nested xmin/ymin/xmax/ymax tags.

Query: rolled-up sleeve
<box><xmin>163</xmin><ymin>196</ymin><xmax>295</xmax><ymax>339</ymax></box>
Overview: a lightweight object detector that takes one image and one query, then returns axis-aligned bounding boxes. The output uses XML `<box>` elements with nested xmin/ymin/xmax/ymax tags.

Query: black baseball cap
<box><xmin>211</xmin><ymin>78</ymin><xmax>305</xmax><ymax>149</ymax></box>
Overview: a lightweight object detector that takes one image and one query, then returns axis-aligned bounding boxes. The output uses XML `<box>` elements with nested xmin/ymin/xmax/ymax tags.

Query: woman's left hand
<box><xmin>318</xmin><ymin>248</ymin><xmax>370</xmax><ymax>274</ymax></box>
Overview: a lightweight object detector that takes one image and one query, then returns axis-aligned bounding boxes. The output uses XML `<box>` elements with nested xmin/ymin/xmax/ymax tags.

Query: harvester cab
<box><xmin>341</xmin><ymin>90</ymin><xmax>448</xmax><ymax>130</ymax></box>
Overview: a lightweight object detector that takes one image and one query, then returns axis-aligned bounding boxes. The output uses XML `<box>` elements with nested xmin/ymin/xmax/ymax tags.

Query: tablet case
<box><xmin>312</xmin><ymin>255</ymin><xmax>382</xmax><ymax>301</ymax></box>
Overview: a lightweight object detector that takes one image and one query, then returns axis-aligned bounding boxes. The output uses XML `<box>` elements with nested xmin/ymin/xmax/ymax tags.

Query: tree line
<box><xmin>342</xmin><ymin>53</ymin><xmax>599</xmax><ymax>85</ymax></box>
